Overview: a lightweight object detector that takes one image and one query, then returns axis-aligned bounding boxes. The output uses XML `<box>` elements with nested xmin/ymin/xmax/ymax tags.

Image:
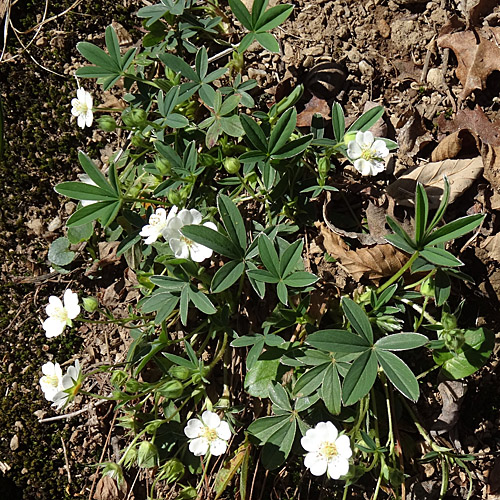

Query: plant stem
<box><xmin>123</xmin><ymin>197</ymin><xmax>169</xmax><ymax>205</ymax></box>
<box><xmin>377</xmin><ymin>251</ymin><xmax>419</xmax><ymax>294</ymax></box>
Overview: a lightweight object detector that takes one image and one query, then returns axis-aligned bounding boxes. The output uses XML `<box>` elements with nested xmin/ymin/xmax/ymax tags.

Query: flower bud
<box><xmin>441</xmin><ymin>311</ymin><xmax>457</xmax><ymax>332</ymax></box>
<box><xmin>97</xmin><ymin>115</ymin><xmax>117</xmax><ymax>132</ymax></box>
<box><xmin>82</xmin><ymin>296</ymin><xmax>98</xmax><ymax>313</ymax></box>
<box><xmin>122</xmin><ymin>108</ymin><xmax>147</xmax><ymax>127</ymax></box>
<box><xmin>167</xmin><ymin>189</ymin><xmax>182</xmax><ymax>206</ymax></box>
<box><xmin>420</xmin><ymin>277</ymin><xmax>435</xmax><ymax>298</ymax></box>
<box><xmin>317</xmin><ymin>157</ymin><xmax>331</xmax><ymax>178</ymax></box>
<box><xmin>125</xmin><ymin>379</ymin><xmax>141</xmax><ymax>393</ymax></box>
<box><xmin>169</xmin><ymin>365</ymin><xmax>192</xmax><ymax>380</ymax></box>
<box><xmin>158</xmin><ymin>379</ymin><xmax>184</xmax><ymax>399</ymax></box>
<box><xmin>159</xmin><ymin>458</ymin><xmax>184</xmax><ymax>484</ymax></box>
<box><xmin>137</xmin><ymin>440</ymin><xmax>159</xmax><ymax>468</ymax></box>
<box><xmin>110</xmin><ymin>370</ymin><xmax>128</xmax><ymax>389</ymax></box>
<box><xmin>130</xmin><ymin>135</ymin><xmax>149</xmax><ymax>148</ymax></box>
<box><xmin>223</xmin><ymin>157</ymin><xmax>241</xmax><ymax>174</ymax></box>
<box><xmin>155</xmin><ymin>156</ymin><xmax>172</xmax><ymax>176</ymax></box>
<box><xmin>343</xmin><ymin>131</ymin><xmax>357</xmax><ymax>144</ymax></box>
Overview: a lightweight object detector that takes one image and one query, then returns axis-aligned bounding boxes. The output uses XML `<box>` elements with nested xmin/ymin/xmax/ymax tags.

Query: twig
<box><xmin>124</xmin><ymin>470</ymin><xmax>140</xmax><ymax>500</ymax></box>
<box><xmin>420</xmin><ymin>35</ymin><xmax>436</xmax><ymax>84</ymax></box>
<box><xmin>60</xmin><ymin>435</ymin><xmax>72</xmax><ymax>484</ymax></box>
<box><xmin>38</xmin><ymin>397</ymin><xmax>109</xmax><ymax>423</ymax></box>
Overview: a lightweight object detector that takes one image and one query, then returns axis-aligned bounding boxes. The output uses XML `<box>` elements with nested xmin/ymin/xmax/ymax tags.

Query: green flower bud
<box><xmin>137</xmin><ymin>441</ymin><xmax>159</xmax><ymax>468</ymax></box>
<box><xmin>317</xmin><ymin>157</ymin><xmax>331</xmax><ymax>178</ymax></box>
<box><xmin>122</xmin><ymin>108</ymin><xmax>147</xmax><ymax>127</ymax></box>
<box><xmin>155</xmin><ymin>156</ymin><xmax>172</xmax><ymax>176</ymax></box>
<box><xmin>223</xmin><ymin>157</ymin><xmax>241</xmax><ymax>174</ymax></box>
<box><xmin>443</xmin><ymin>329</ymin><xmax>465</xmax><ymax>352</ymax></box>
<box><xmin>168</xmin><ymin>365</ymin><xmax>192</xmax><ymax>380</ymax></box>
<box><xmin>157</xmin><ymin>380</ymin><xmax>184</xmax><ymax>399</ymax></box>
<box><xmin>178</xmin><ymin>486</ymin><xmax>197</xmax><ymax>499</ymax></box>
<box><xmin>82</xmin><ymin>296</ymin><xmax>99</xmax><ymax>313</ymax></box>
<box><xmin>125</xmin><ymin>379</ymin><xmax>141</xmax><ymax>393</ymax></box>
<box><xmin>167</xmin><ymin>189</ymin><xmax>182</xmax><ymax>206</ymax></box>
<box><xmin>102</xmin><ymin>462</ymin><xmax>124</xmax><ymax>484</ymax></box>
<box><xmin>441</xmin><ymin>311</ymin><xmax>457</xmax><ymax>331</ymax></box>
<box><xmin>97</xmin><ymin>115</ymin><xmax>117</xmax><ymax>132</ymax></box>
<box><xmin>343</xmin><ymin>131</ymin><xmax>357</xmax><ymax>144</ymax></box>
<box><xmin>145</xmin><ymin>419</ymin><xmax>164</xmax><ymax>434</ymax></box>
<box><xmin>110</xmin><ymin>370</ymin><xmax>128</xmax><ymax>389</ymax></box>
<box><xmin>158</xmin><ymin>459</ymin><xmax>184</xmax><ymax>484</ymax></box>
<box><xmin>130</xmin><ymin>135</ymin><xmax>148</xmax><ymax>148</ymax></box>
<box><xmin>420</xmin><ymin>277</ymin><xmax>435</xmax><ymax>298</ymax></box>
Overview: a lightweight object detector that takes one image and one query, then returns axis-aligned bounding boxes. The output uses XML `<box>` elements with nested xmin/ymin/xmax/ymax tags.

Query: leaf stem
<box><xmin>377</xmin><ymin>251</ymin><xmax>419</xmax><ymax>294</ymax></box>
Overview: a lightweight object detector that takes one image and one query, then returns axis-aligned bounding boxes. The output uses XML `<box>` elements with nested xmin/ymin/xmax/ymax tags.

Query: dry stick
<box><xmin>60</xmin><ymin>436</ymin><xmax>72</xmax><ymax>484</ymax></box>
<box><xmin>87</xmin><ymin>410</ymin><xmax>118</xmax><ymax>500</ymax></box>
<box><xmin>124</xmin><ymin>470</ymin><xmax>141</xmax><ymax>500</ymax></box>
<box><xmin>38</xmin><ymin>397</ymin><xmax>109</xmax><ymax>423</ymax></box>
<box><xmin>248</xmin><ymin>452</ymin><xmax>261</xmax><ymax>500</ymax></box>
<box><xmin>420</xmin><ymin>35</ymin><xmax>436</xmax><ymax>84</ymax></box>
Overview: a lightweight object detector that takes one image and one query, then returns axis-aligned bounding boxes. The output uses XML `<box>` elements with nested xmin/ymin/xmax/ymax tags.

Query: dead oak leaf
<box><xmin>319</xmin><ymin>223</ymin><xmax>408</xmax><ymax>282</ymax></box>
<box><xmin>438</xmin><ymin>25</ymin><xmax>500</xmax><ymax>100</ymax></box>
<box><xmin>386</xmin><ymin>157</ymin><xmax>483</xmax><ymax>208</ymax></box>
<box><xmin>296</xmin><ymin>95</ymin><xmax>330</xmax><ymax>128</ymax></box>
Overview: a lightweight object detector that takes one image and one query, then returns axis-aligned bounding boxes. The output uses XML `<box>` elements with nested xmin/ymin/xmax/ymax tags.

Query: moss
<box><xmin>0</xmin><ymin>1</ymin><xmax>139</xmax><ymax>498</ymax></box>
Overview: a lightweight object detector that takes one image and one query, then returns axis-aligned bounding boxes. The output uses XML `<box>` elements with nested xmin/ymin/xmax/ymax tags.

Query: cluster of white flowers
<box><xmin>71</xmin><ymin>88</ymin><xmax>94</xmax><ymax>129</ymax></box>
<box><xmin>183</xmin><ymin>412</ymin><xmax>352</xmax><ymax>480</ymax></box>
<box><xmin>39</xmin><ymin>360</ymin><xmax>82</xmax><ymax>410</ymax></box>
<box><xmin>346</xmin><ymin>131</ymin><xmax>389</xmax><ymax>177</ymax></box>
<box><xmin>140</xmin><ymin>206</ymin><xmax>217</xmax><ymax>262</ymax></box>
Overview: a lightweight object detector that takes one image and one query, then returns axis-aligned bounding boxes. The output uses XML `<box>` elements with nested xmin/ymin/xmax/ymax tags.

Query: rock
<box><xmin>347</xmin><ymin>47</ymin><xmax>362</xmax><ymax>63</ymax></box>
<box><xmin>47</xmin><ymin>216</ymin><xmax>62</xmax><ymax>232</ymax></box>
<box><xmin>359</xmin><ymin>60</ymin><xmax>374</xmax><ymax>78</ymax></box>
<box><xmin>64</xmin><ymin>201</ymin><xmax>76</xmax><ymax>215</ymax></box>
<box><xmin>426</xmin><ymin>68</ymin><xmax>443</xmax><ymax>87</ymax></box>
<box><xmin>303</xmin><ymin>55</ymin><xmax>314</xmax><ymax>68</ymax></box>
<box><xmin>10</xmin><ymin>434</ymin><xmax>19</xmax><ymax>451</ymax></box>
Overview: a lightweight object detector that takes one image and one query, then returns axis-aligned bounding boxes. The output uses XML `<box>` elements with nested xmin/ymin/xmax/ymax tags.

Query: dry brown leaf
<box><xmin>319</xmin><ymin>223</ymin><xmax>408</xmax><ymax>281</ymax></box>
<box><xmin>467</xmin><ymin>0</ymin><xmax>499</xmax><ymax>26</ymax></box>
<box><xmin>386</xmin><ymin>158</ymin><xmax>483</xmax><ymax>208</ymax></box>
<box><xmin>94</xmin><ymin>476</ymin><xmax>128</xmax><ymax>500</ymax></box>
<box><xmin>430</xmin><ymin>381</ymin><xmax>465</xmax><ymax>435</ymax></box>
<box><xmin>438</xmin><ymin>25</ymin><xmax>500</xmax><ymax>99</ymax></box>
<box><xmin>481</xmin><ymin>233</ymin><xmax>500</xmax><ymax>263</ymax></box>
<box><xmin>296</xmin><ymin>95</ymin><xmax>330</xmax><ymax>128</ymax></box>
<box><xmin>431</xmin><ymin>131</ymin><xmax>464</xmax><ymax>162</ymax></box>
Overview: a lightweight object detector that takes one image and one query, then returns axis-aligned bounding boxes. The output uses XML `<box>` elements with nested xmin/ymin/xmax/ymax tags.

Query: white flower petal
<box><xmin>357</xmin><ymin>130</ymin><xmax>374</xmax><ymax>148</ymax></box>
<box><xmin>335</xmin><ymin>435</ymin><xmax>353</xmax><ymax>459</ymax></box>
<box><xmin>353</xmin><ymin>158</ymin><xmax>373</xmax><ymax>176</ymax></box>
<box><xmin>301</xmin><ymin>428</ymin><xmax>323</xmax><ymax>453</ymax></box>
<box><xmin>372</xmin><ymin>140</ymin><xmax>389</xmax><ymax>158</ymax></box>
<box><xmin>210</xmin><ymin>438</ymin><xmax>228</xmax><ymax>456</ymax></box>
<box><xmin>190</xmin><ymin>242</ymin><xmax>213</xmax><ymax>262</ymax></box>
<box><xmin>85</xmin><ymin>110</ymin><xmax>93</xmax><ymax>128</ymax></box>
<box><xmin>216</xmin><ymin>421</ymin><xmax>232</xmax><ymax>441</ymax></box>
<box><xmin>177</xmin><ymin>209</ymin><xmax>194</xmax><ymax>226</ymax></box>
<box><xmin>304</xmin><ymin>452</ymin><xmax>328</xmax><ymax>476</ymax></box>
<box><xmin>201</xmin><ymin>410</ymin><xmax>221</xmax><ymax>429</ymax></box>
<box><xmin>77</xmin><ymin>88</ymin><xmax>86</xmax><ymax>101</ymax></box>
<box><xmin>166</xmin><ymin>206</ymin><xmax>179</xmax><ymax>223</ymax></box>
<box><xmin>347</xmin><ymin>141</ymin><xmax>362</xmax><ymax>160</ymax></box>
<box><xmin>46</xmin><ymin>296</ymin><xmax>63</xmax><ymax>317</ymax></box>
<box><xmin>184</xmin><ymin>419</ymin><xmax>204</xmax><ymax>439</ymax></box>
<box><xmin>77</xmin><ymin>114</ymin><xmax>86</xmax><ymax>129</ymax></box>
<box><xmin>203</xmin><ymin>221</ymin><xmax>217</xmax><ymax>231</ymax></box>
<box><xmin>169</xmin><ymin>238</ymin><xmax>189</xmax><ymax>259</ymax></box>
<box><xmin>327</xmin><ymin>456</ymin><xmax>349</xmax><ymax>479</ymax></box>
<box><xmin>63</xmin><ymin>290</ymin><xmax>80</xmax><ymax>319</ymax></box>
<box><xmin>189</xmin><ymin>437</ymin><xmax>209</xmax><ymax>456</ymax></box>
<box><xmin>188</xmin><ymin>209</ymin><xmax>202</xmax><ymax>225</ymax></box>
<box><xmin>43</xmin><ymin>317</ymin><xmax>66</xmax><ymax>338</ymax></box>
<box><xmin>316</xmin><ymin>421</ymin><xmax>338</xmax><ymax>442</ymax></box>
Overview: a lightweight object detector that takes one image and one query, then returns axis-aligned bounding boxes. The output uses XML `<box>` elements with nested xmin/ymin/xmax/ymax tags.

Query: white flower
<box><xmin>139</xmin><ymin>208</ymin><xmax>171</xmax><ymax>245</ymax></box>
<box><xmin>52</xmin><ymin>360</ymin><xmax>83</xmax><ymax>410</ymax></box>
<box><xmin>164</xmin><ymin>206</ymin><xmax>217</xmax><ymax>262</ymax></box>
<box><xmin>184</xmin><ymin>410</ymin><xmax>231</xmax><ymax>456</ymax></box>
<box><xmin>71</xmin><ymin>88</ymin><xmax>94</xmax><ymax>128</ymax></box>
<box><xmin>42</xmin><ymin>289</ymin><xmax>80</xmax><ymax>338</ymax></box>
<box><xmin>346</xmin><ymin>131</ymin><xmax>389</xmax><ymax>176</ymax></box>
<box><xmin>78</xmin><ymin>173</ymin><xmax>98</xmax><ymax>207</ymax></box>
<box><xmin>301</xmin><ymin>421</ymin><xmax>352</xmax><ymax>479</ymax></box>
<box><xmin>39</xmin><ymin>362</ymin><xmax>64</xmax><ymax>402</ymax></box>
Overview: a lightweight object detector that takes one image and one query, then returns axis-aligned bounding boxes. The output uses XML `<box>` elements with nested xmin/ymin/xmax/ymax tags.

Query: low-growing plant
<box><xmin>37</xmin><ymin>1</ymin><xmax>491</xmax><ymax>499</ymax></box>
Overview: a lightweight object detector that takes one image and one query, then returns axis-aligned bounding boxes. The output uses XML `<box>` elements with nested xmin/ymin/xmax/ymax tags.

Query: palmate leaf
<box><xmin>228</xmin><ymin>0</ymin><xmax>252</xmax><ymax>30</ymax></box>
<box><xmin>331</xmin><ymin>102</ymin><xmax>345</xmax><ymax>142</ymax></box>
<box><xmin>347</xmin><ymin>106</ymin><xmax>384</xmax><ymax>133</ymax></box>
<box><xmin>78</xmin><ymin>152</ymin><xmax>115</xmax><ymax>192</ymax></box>
<box><xmin>258</xmin><ymin>234</ymin><xmax>280</xmax><ymax>277</ymax></box>
<box><xmin>414</xmin><ymin>183</ymin><xmax>429</xmax><ymax>244</ymax></box>
<box><xmin>55</xmin><ymin>182</ymin><xmax>118</xmax><ymax>201</ymax></box>
<box><xmin>306</xmin><ymin>329</ymin><xmax>370</xmax><ymax>353</ymax></box>
<box><xmin>424</xmin><ymin>214</ymin><xmax>484</xmax><ymax>246</ymax></box>
<box><xmin>240</xmin><ymin>114</ymin><xmax>268</xmax><ymax>152</ymax></box>
<box><xmin>420</xmin><ymin>247</ymin><xmax>463</xmax><ymax>267</ymax></box>
<box><xmin>321</xmin><ymin>363</ymin><xmax>342</xmax><ymax>415</ymax></box>
<box><xmin>269</xmin><ymin>108</ymin><xmax>296</xmax><ymax>154</ymax></box>
<box><xmin>375</xmin><ymin>333</ymin><xmax>428</xmax><ymax>351</ymax></box>
<box><xmin>66</xmin><ymin>200</ymin><xmax>121</xmax><ymax>227</ymax></box>
<box><xmin>211</xmin><ymin>260</ymin><xmax>245</xmax><ymax>293</ymax></box>
<box><xmin>262</xmin><ymin>418</ymin><xmax>296</xmax><ymax>470</ymax></box>
<box><xmin>255</xmin><ymin>4</ymin><xmax>294</xmax><ymax>31</ymax></box>
<box><xmin>181</xmin><ymin>225</ymin><xmax>243</xmax><ymax>260</ymax></box>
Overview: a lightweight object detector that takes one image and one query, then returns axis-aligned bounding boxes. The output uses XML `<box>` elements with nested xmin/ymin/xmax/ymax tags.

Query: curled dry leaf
<box><xmin>319</xmin><ymin>223</ymin><xmax>408</xmax><ymax>282</ymax></box>
<box><xmin>437</xmin><ymin>24</ymin><xmax>500</xmax><ymax>100</ymax></box>
<box><xmin>437</xmin><ymin>106</ymin><xmax>500</xmax><ymax>192</ymax></box>
<box><xmin>296</xmin><ymin>95</ymin><xmax>330</xmax><ymax>128</ymax></box>
<box><xmin>431</xmin><ymin>130</ymin><xmax>466</xmax><ymax>162</ymax></box>
<box><xmin>430</xmin><ymin>381</ymin><xmax>466</xmax><ymax>436</ymax></box>
<box><xmin>94</xmin><ymin>475</ymin><xmax>128</xmax><ymax>500</ymax></box>
<box><xmin>386</xmin><ymin>157</ymin><xmax>483</xmax><ymax>208</ymax></box>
